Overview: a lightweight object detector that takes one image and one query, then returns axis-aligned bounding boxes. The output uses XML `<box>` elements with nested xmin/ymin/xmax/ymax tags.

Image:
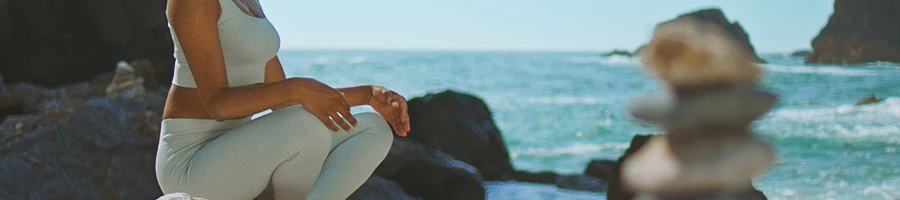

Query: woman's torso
<box><xmin>163</xmin><ymin>0</ymin><xmax>280</xmax><ymax>120</ymax></box>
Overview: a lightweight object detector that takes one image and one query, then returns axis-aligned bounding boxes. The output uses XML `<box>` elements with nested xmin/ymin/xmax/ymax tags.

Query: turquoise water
<box><xmin>274</xmin><ymin>50</ymin><xmax>900</xmax><ymax>200</ymax></box>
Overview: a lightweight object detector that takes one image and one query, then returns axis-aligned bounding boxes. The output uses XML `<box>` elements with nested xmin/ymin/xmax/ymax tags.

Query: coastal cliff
<box><xmin>806</xmin><ymin>0</ymin><xmax>900</xmax><ymax>64</ymax></box>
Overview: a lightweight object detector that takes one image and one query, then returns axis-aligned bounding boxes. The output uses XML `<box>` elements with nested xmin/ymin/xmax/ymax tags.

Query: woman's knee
<box><xmin>260</xmin><ymin>105</ymin><xmax>333</xmax><ymax>152</ymax></box>
<box><xmin>354</xmin><ymin>112</ymin><xmax>394</xmax><ymax>145</ymax></box>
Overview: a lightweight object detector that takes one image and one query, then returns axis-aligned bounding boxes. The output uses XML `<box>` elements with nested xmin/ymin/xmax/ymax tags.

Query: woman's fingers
<box><xmin>328</xmin><ymin>109</ymin><xmax>353</xmax><ymax>132</ymax></box>
<box><xmin>337</xmin><ymin>106</ymin><xmax>358</xmax><ymax>127</ymax></box>
<box><xmin>313</xmin><ymin>111</ymin><xmax>341</xmax><ymax>132</ymax></box>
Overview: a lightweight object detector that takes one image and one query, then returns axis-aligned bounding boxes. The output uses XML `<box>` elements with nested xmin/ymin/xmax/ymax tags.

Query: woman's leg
<box><xmin>306</xmin><ymin>112</ymin><xmax>394</xmax><ymax>200</ymax></box>
<box><xmin>157</xmin><ymin>105</ymin><xmax>333</xmax><ymax>200</ymax></box>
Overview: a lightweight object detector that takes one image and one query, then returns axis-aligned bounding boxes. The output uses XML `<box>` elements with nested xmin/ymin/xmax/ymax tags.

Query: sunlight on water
<box><xmin>276</xmin><ymin>50</ymin><xmax>900</xmax><ymax>199</ymax></box>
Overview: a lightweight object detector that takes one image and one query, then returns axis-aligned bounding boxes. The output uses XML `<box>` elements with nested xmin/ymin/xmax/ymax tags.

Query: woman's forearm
<box><xmin>205</xmin><ymin>78</ymin><xmax>304</xmax><ymax>120</ymax></box>
<box><xmin>338</xmin><ymin>85</ymin><xmax>374</xmax><ymax>107</ymax></box>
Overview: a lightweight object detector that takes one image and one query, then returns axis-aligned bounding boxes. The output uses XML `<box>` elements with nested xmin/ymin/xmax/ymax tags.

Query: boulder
<box><xmin>0</xmin><ymin>59</ymin><xmax>166</xmax><ymax>200</ymax></box>
<box><xmin>374</xmin><ymin>138</ymin><xmax>486</xmax><ymax>200</ymax></box>
<box><xmin>806</xmin><ymin>0</ymin><xmax>900</xmax><ymax>64</ymax></box>
<box><xmin>584</xmin><ymin>159</ymin><xmax>617</xmax><ymax>182</ymax></box>
<box><xmin>607</xmin><ymin>134</ymin><xmax>653</xmax><ymax>200</ymax></box>
<box><xmin>0</xmin><ymin>0</ymin><xmax>174</xmax><ymax>88</ymax></box>
<box><xmin>555</xmin><ymin>175</ymin><xmax>608</xmax><ymax>192</ymax></box>
<box><xmin>512</xmin><ymin>170</ymin><xmax>560</xmax><ymax>184</ymax></box>
<box><xmin>405</xmin><ymin>90</ymin><xmax>516</xmax><ymax>181</ymax></box>
<box><xmin>606</xmin><ymin>134</ymin><xmax>768</xmax><ymax>200</ymax></box>
<box><xmin>602</xmin><ymin>49</ymin><xmax>634</xmax><ymax>57</ymax></box>
<box><xmin>665</xmin><ymin>8</ymin><xmax>765</xmax><ymax>63</ymax></box>
<box><xmin>790</xmin><ymin>50</ymin><xmax>812</xmax><ymax>58</ymax></box>
<box><xmin>0</xmin><ymin>97</ymin><xmax>164</xmax><ymax>199</ymax></box>
<box><xmin>347</xmin><ymin>175</ymin><xmax>422</xmax><ymax>200</ymax></box>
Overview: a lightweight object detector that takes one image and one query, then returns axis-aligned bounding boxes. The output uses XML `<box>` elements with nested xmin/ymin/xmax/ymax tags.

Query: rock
<box><xmin>602</xmin><ymin>49</ymin><xmax>634</xmax><ymax>57</ymax></box>
<box><xmin>555</xmin><ymin>175</ymin><xmax>608</xmax><ymax>192</ymax></box>
<box><xmin>584</xmin><ymin>159</ymin><xmax>617</xmax><ymax>182</ymax></box>
<box><xmin>374</xmin><ymin>138</ymin><xmax>486</xmax><ymax>200</ymax></box>
<box><xmin>664</xmin><ymin>8</ymin><xmax>766</xmax><ymax>63</ymax></box>
<box><xmin>405</xmin><ymin>90</ymin><xmax>516</xmax><ymax>181</ymax></box>
<box><xmin>0</xmin><ymin>60</ymin><xmax>166</xmax><ymax>200</ymax></box>
<box><xmin>856</xmin><ymin>94</ymin><xmax>884</xmax><ymax>105</ymax></box>
<box><xmin>0</xmin><ymin>97</ymin><xmax>164</xmax><ymax>199</ymax></box>
<box><xmin>347</xmin><ymin>175</ymin><xmax>423</xmax><ymax>200</ymax></box>
<box><xmin>607</xmin><ymin>134</ymin><xmax>653</xmax><ymax>200</ymax></box>
<box><xmin>806</xmin><ymin>0</ymin><xmax>900</xmax><ymax>64</ymax></box>
<box><xmin>790</xmin><ymin>50</ymin><xmax>812</xmax><ymax>58</ymax></box>
<box><xmin>0</xmin><ymin>0</ymin><xmax>174</xmax><ymax>88</ymax></box>
<box><xmin>606</xmin><ymin>134</ymin><xmax>768</xmax><ymax>200</ymax></box>
<box><xmin>633</xmin><ymin>44</ymin><xmax>647</xmax><ymax>57</ymax></box>
<box><xmin>513</xmin><ymin>170</ymin><xmax>560</xmax><ymax>184</ymax></box>
<box><xmin>105</xmin><ymin>61</ymin><xmax>146</xmax><ymax>99</ymax></box>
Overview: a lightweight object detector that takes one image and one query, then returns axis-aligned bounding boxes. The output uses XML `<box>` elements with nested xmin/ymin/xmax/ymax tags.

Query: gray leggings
<box><xmin>155</xmin><ymin>105</ymin><xmax>393</xmax><ymax>200</ymax></box>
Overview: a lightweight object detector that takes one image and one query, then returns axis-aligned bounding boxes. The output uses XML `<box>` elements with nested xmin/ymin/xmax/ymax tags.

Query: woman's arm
<box><xmin>168</xmin><ymin>0</ymin><xmax>354</xmax><ymax>131</ymax></box>
<box><xmin>264</xmin><ymin>56</ymin><xmax>301</xmax><ymax>111</ymax></box>
<box><xmin>263</xmin><ymin>56</ymin><xmax>373</xmax><ymax>110</ymax></box>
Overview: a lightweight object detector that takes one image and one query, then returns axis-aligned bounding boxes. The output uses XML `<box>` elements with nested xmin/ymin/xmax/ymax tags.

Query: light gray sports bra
<box><xmin>168</xmin><ymin>0</ymin><xmax>281</xmax><ymax>88</ymax></box>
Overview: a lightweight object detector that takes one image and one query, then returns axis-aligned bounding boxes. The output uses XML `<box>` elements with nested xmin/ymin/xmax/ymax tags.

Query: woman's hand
<box><xmin>292</xmin><ymin>78</ymin><xmax>358</xmax><ymax>132</ymax></box>
<box><xmin>368</xmin><ymin>85</ymin><xmax>410</xmax><ymax>137</ymax></box>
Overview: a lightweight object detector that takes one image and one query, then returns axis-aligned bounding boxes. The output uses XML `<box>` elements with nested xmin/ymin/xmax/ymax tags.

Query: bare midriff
<box><xmin>162</xmin><ymin>85</ymin><xmax>216</xmax><ymax>120</ymax></box>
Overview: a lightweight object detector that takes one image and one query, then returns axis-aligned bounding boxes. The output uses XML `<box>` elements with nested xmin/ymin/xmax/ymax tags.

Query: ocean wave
<box><xmin>510</xmin><ymin>142</ymin><xmax>629</xmax><ymax>158</ymax></box>
<box><xmin>771</xmin><ymin>97</ymin><xmax>900</xmax><ymax>120</ymax></box>
<box><xmin>760</xmin><ymin>64</ymin><xmax>877</xmax><ymax>76</ymax></box>
<box><xmin>762</xmin><ymin>97</ymin><xmax>900</xmax><ymax>142</ymax></box>
<box><xmin>568</xmin><ymin>56</ymin><xmax>641</xmax><ymax>65</ymax></box>
<box><xmin>521</xmin><ymin>96</ymin><xmax>611</xmax><ymax>105</ymax></box>
<box><xmin>310</xmin><ymin>56</ymin><xmax>369</xmax><ymax>65</ymax></box>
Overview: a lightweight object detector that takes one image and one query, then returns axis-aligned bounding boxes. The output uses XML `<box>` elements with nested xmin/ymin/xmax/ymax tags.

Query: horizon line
<box><xmin>279</xmin><ymin>47</ymin><xmax>810</xmax><ymax>54</ymax></box>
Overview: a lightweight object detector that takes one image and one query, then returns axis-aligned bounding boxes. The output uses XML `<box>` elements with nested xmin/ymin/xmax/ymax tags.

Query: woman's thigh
<box><xmin>173</xmin><ymin>106</ymin><xmax>334</xmax><ymax>199</ymax></box>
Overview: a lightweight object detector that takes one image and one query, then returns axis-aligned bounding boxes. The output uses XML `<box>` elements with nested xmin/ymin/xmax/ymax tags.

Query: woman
<box><xmin>156</xmin><ymin>0</ymin><xmax>410</xmax><ymax>199</ymax></box>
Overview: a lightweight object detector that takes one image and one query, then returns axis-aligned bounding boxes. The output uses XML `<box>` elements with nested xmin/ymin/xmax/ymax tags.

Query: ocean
<box><xmin>272</xmin><ymin>50</ymin><xmax>900</xmax><ymax>200</ymax></box>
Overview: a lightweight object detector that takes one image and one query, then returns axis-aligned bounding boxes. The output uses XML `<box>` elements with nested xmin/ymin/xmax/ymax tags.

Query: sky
<box><xmin>261</xmin><ymin>0</ymin><xmax>834</xmax><ymax>53</ymax></box>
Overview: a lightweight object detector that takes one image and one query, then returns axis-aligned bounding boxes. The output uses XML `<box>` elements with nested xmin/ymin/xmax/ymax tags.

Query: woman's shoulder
<box><xmin>167</xmin><ymin>0</ymin><xmax>224</xmax><ymax>21</ymax></box>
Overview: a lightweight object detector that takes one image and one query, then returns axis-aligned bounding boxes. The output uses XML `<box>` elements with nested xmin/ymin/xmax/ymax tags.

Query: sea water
<box><xmin>274</xmin><ymin>50</ymin><xmax>900</xmax><ymax>200</ymax></box>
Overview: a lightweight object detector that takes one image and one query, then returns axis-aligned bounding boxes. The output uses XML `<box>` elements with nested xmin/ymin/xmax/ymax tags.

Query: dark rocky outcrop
<box><xmin>806</xmin><ymin>0</ymin><xmax>900</xmax><ymax>64</ymax></box>
<box><xmin>606</xmin><ymin>134</ymin><xmax>653</xmax><ymax>200</ymax></box>
<box><xmin>668</xmin><ymin>8</ymin><xmax>766</xmax><ymax>63</ymax></box>
<box><xmin>405</xmin><ymin>90</ymin><xmax>516</xmax><ymax>181</ymax></box>
<box><xmin>513</xmin><ymin>170</ymin><xmax>560</xmax><ymax>184</ymax></box>
<box><xmin>0</xmin><ymin>0</ymin><xmax>174</xmax><ymax>88</ymax></box>
<box><xmin>347</xmin><ymin>175</ymin><xmax>422</xmax><ymax>200</ymax></box>
<box><xmin>605</xmin><ymin>134</ymin><xmax>768</xmax><ymax>200</ymax></box>
<box><xmin>856</xmin><ymin>94</ymin><xmax>884</xmax><ymax>105</ymax></box>
<box><xmin>555</xmin><ymin>175</ymin><xmax>608</xmax><ymax>192</ymax></box>
<box><xmin>374</xmin><ymin>138</ymin><xmax>486</xmax><ymax>200</ymax></box>
<box><xmin>790</xmin><ymin>50</ymin><xmax>813</xmax><ymax>58</ymax></box>
<box><xmin>0</xmin><ymin>70</ymin><xmax>165</xmax><ymax>199</ymax></box>
<box><xmin>602</xmin><ymin>49</ymin><xmax>634</xmax><ymax>57</ymax></box>
<box><xmin>584</xmin><ymin>159</ymin><xmax>617</xmax><ymax>182</ymax></box>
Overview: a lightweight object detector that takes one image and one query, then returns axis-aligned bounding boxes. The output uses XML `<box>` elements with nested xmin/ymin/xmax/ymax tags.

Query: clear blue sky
<box><xmin>261</xmin><ymin>0</ymin><xmax>833</xmax><ymax>53</ymax></box>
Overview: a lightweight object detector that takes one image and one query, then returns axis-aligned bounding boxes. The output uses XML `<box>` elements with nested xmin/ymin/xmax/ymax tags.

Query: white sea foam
<box><xmin>521</xmin><ymin>96</ymin><xmax>611</xmax><ymax>105</ymax></box>
<box><xmin>510</xmin><ymin>142</ymin><xmax>629</xmax><ymax>158</ymax></box>
<box><xmin>569</xmin><ymin>55</ymin><xmax>641</xmax><ymax>65</ymax></box>
<box><xmin>760</xmin><ymin>64</ymin><xmax>877</xmax><ymax>76</ymax></box>
<box><xmin>763</xmin><ymin>97</ymin><xmax>900</xmax><ymax>142</ymax></box>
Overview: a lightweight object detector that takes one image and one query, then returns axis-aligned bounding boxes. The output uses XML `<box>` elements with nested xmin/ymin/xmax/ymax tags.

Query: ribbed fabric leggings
<box><xmin>155</xmin><ymin>105</ymin><xmax>393</xmax><ymax>200</ymax></box>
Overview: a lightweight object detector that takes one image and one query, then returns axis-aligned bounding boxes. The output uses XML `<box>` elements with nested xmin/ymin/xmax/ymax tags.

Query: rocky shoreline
<box><xmin>0</xmin><ymin>60</ymin><xmax>770</xmax><ymax>199</ymax></box>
